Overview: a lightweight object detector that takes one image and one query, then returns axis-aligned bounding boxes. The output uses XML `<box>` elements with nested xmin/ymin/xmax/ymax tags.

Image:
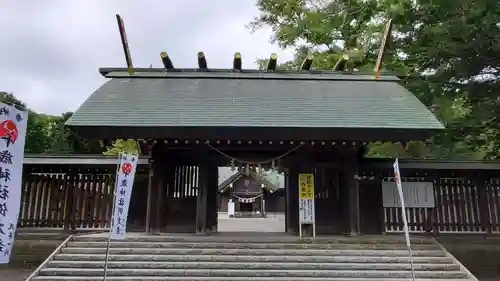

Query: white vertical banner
<box><xmin>393</xmin><ymin>158</ymin><xmax>416</xmax><ymax>280</ymax></box>
<box><xmin>110</xmin><ymin>152</ymin><xmax>138</xmax><ymax>240</ymax></box>
<box><xmin>0</xmin><ymin>102</ymin><xmax>28</xmax><ymax>264</ymax></box>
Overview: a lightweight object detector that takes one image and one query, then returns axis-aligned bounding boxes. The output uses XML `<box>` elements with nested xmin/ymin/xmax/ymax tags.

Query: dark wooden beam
<box><xmin>145</xmin><ymin>141</ymin><xmax>156</xmax><ymax>233</ymax></box>
<box><xmin>334</xmin><ymin>54</ymin><xmax>349</xmax><ymax>71</ymax></box>
<box><xmin>299</xmin><ymin>54</ymin><xmax>313</xmax><ymax>71</ymax></box>
<box><xmin>72</xmin><ymin>126</ymin><xmax>438</xmax><ymax>143</ymax></box>
<box><xmin>345</xmin><ymin>147</ymin><xmax>360</xmax><ymax>235</ymax></box>
<box><xmin>150</xmin><ymin>139</ymin><xmax>365</xmax><ymax>151</ymax></box>
<box><xmin>286</xmin><ymin>167</ymin><xmax>299</xmax><ymax>234</ymax></box>
<box><xmin>374</xmin><ymin>19</ymin><xmax>393</xmax><ymax>80</ymax></box>
<box><xmin>197</xmin><ymin>52</ymin><xmax>207</xmax><ymax>70</ymax></box>
<box><xmin>267</xmin><ymin>53</ymin><xmax>277</xmax><ymax>71</ymax></box>
<box><xmin>160</xmin><ymin>52</ymin><xmax>174</xmax><ymax>69</ymax></box>
<box><xmin>233</xmin><ymin>52</ymin><xmax>242</xmax><ymax>70</ymax></box>
<box><xmin>206</xmin><ymin>161</ymin><xmax>218</xmax><ymax>233</ymax></box>
<box><xmin>115</xmin><ymin>14</ymin><xmax>134</xmax><ymax>74</ymax></box>
<box><xmin>196</xmin><ymin>150</ymin><xmax>209</xmax><ymax>234</ymax></box>
<box><xmin>361</xmin><ymin>158</ymin><xmax>500</xmax><ymax>171</ymax></box>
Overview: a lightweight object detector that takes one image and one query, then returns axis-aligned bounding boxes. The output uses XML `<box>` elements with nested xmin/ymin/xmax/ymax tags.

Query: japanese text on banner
<box><xmin>111</xmin><ymin>152</ymin><xmax>138</xmax><ymax>240</ymax></box>
<box><xmin>0</xmin><ymin>102</ymin><xmax>28</xmax><ymax>264</ymax></box>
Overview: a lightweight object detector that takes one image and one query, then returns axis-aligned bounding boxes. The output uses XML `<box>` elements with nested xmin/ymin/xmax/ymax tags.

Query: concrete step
<box><xmin>15</xmin><ymin>232</ymin><xmax>69</xmax><ymax>241</ymax></box>
<box><xmin>66</xmin><ymin>241</ymin><xmax>441</xmax><ymax>250</ymax></box>
<box><xmin>38</xmin><ymin>268</ymin><xmax>469</xmax><ymax>278</ymax></box>
<box><xmin>46</xmin><ymin>260</ymin><xmax>461</xmax><ymax>271</ymax></box>
<box><xmin>72</xmin><ymin>234</ymin><xmax>437</xmax><ymax>245</ymax></box>
<box><xmin>60</xmin><ymin>247</ymin><xmax>448</xmax><ymax>257</ymax></box>
<box><xmin>32</xmin><ymin>277</ymin><xmax>474</xmax><ymax>281</ymax></box>
<box><xmin>53</xmin><ymin>253</ymin><xmax>456</xmax><ymax>263</ymax></box>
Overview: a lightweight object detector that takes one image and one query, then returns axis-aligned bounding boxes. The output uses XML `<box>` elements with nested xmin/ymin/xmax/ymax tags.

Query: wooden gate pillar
<box><xmin>145</xmin><ymin>141</ymin><xmax>161</xmax><ymax>233</ymax></box>
<box><xmin>206</xmin><ymin>162</ymin><xmax>218</xmax><ymax>233</ymax></box>
<box><xmin>344</xmin><ymin>148</ymin><xmax>360</xmax><ymax>236</ymax></box>
<box><xmin>153</xmin><ymin>158</ymin><xmax>168</xmax><ymax>233</ymax></box>
<box><xmin>196</xmin><ymin>151</ymin><xmax>212</xmax><ymax>234</ymax></box>
<box><xmin>284</xmin><ymin>170</ymin><xmax>289</xmax><ymax>232</ymax></box>
<box><xmin>286</xmin><ymin>148</ymin><xmax>312</xmax><ymax>235</ymax></box>
<box><xmin>162</xmin><ymin>160</ymin><xmax>175</xmax><ymax>231</ymax></box>
<box><xmin>286</xmin><ymin>167</ymin><xmax>299</xmax><ymax>234</ymax></box>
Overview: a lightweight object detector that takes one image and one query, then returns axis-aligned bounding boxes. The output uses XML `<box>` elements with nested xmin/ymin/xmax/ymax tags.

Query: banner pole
<box><xmin>408</xmin><ymin>246</ymin><xmax>416</xmax><ymax>280</ymax></box>
<box><xmin>103</xmin><ymin>152</ymin><xmax>122</xmax><ymax>281</ymax></box>
<box><xmin>394</xmin><ymin>157</ymin><xmax>416</xmax><ymax>281</ymax></box>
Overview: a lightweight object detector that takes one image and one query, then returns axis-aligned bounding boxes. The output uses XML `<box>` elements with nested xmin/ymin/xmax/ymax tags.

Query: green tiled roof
<box><xmin>66</xmin><ymin>69</ymin><xmax>443</xmax><ymax>130</ymax></box>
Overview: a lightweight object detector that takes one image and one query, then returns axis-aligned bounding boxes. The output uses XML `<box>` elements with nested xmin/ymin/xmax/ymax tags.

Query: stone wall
<box><xmin>8</xmin><ymin>240</ymin><xmax>61</xmax><ymax>268</ymax></box>
<box><xmin>0</xmin><ymin>232</ymin><xmax>66</xmax><ymax>270</ymax></box>
<box><xmin>438</xmin><ymin>235</ymin><xmax>500</xmax><ymax>280</ymax></box>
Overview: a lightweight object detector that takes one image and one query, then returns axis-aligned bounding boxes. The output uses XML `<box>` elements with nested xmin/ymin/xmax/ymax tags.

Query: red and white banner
<box><xmin>110</xmin><ymin>152</ymin><xmax>138</xmax><ymax>240</ymax></box>
<box><xmin>0</xmin><ymin>102</ymin><xmax>28</xmax><ymax>264</ymax></box>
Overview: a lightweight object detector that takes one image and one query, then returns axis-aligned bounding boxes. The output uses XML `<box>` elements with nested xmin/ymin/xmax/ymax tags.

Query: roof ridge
<box><xmin>99</xmin><ymin>67</ymin><xmax>404</xmax><ymax>80</ymax></box>
<box><xmin>100</xmin><ymin>68</ymin><xmax>401</xmax><ymax>82</ymax></box>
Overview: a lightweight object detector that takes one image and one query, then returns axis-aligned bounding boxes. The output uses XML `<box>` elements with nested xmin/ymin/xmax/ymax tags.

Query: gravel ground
<box><xmin>217</xmin><ymin>212</ymin><xmax>285</xmax><ymax>232</ymax></box>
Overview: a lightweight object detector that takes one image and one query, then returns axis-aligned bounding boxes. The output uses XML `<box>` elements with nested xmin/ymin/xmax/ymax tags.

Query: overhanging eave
<box><xmin>66</xmin><ymin>125</ymin><xmax>442</xmax><ymax>142</ymax></box>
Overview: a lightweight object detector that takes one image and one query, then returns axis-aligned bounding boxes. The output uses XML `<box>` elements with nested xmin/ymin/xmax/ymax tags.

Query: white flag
<box><xmin>110</xmin><ymin>152</ymin><xmax>138</xmax><ymax>240</ymax></box>
<box><xmin>0</xmin><ymin>102</ymin><xmax>28</xmax><ymax>264</ymax></box>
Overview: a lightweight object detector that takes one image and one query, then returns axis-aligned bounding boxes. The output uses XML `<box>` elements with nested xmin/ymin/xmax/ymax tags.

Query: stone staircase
<box><xmin>28</xmin><ymin>233</ymin><xmax>478</xmax><ymax>281</ymax></box>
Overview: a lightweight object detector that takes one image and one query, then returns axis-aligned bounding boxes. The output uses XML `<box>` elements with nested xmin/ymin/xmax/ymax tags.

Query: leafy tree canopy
<box><xmin>0</xmin><ymin>91</ymin><xmax>104</xmax><ymax>154</ymax></box>
<box><xmin>103</xmin><ymin>139</ymin><xmax>139</xmax><ymax>156</ymax></box>
<box><xmin>251</xmin><ymin>0</ymin><xmax>500</xmax><ymax>159</ymax></box>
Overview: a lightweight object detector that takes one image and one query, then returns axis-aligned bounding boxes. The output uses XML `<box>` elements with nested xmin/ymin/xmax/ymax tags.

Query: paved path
<box><xmin>217</xmin><ymin>212</ymin><xmax>285</xmax><ymax>232</ymax></box>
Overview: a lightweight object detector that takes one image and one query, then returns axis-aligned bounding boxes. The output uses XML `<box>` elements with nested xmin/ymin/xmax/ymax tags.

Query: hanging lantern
<box><xmin>245</xmin><ymin>164</ymin><xmax>250</xmax><ymax>176</ymax></box>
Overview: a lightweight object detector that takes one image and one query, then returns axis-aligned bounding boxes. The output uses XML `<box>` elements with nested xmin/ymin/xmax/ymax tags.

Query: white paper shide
<box><xmin>111</xmin><ymin>153</ymin><xmax>138</xmax><ymax>240</ymax></box>
<box><xmin>0</xmin><ymin>102</ymin><xmax>28</xmax><ymax>264</ymax></box>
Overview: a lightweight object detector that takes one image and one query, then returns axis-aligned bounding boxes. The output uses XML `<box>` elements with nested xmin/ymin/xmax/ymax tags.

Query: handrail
<box><xmin>24</xmin><ymin>234</ymin><xmax>74</xmax><ymax>281</ymax></box>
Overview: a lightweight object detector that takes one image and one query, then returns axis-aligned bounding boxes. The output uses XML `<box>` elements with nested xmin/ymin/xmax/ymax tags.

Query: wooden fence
<box><xmin>16</xmin><ymin>168</ymin><xmax>500</xmax><ymax>235</ymax></box>
<box><xmin>18</xmin><ymin>173</ymin><xmax>115</xmax><ymax>229</ymax></box>
<box><xmin>384</xmin><ymin>177</ymin><xmax>500</xmax><ymax>234</ymax></box>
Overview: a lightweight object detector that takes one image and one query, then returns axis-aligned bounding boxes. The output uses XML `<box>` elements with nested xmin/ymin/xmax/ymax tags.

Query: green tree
<box><xmin>0</xmin><ymin>92</ymin><xmax>53</xmax><ymax>153</ymax></box>
<box><xmin>251</xmin><ymin>0</ymin><xmax>500</xmax><ymax>159</ymax></box>
<box><xmin>394</xmin><ymin>0</ymin><xmax>500</xmax><ymax>159</ymax></box>
<box><xmin>49</xmin><ymin>112</ymin><xmax>104</xmax><ymax>154</ymax></box>
<box><xmin>0</xmin><ymin>92</ymin><xmax>104</xmax><ymax>155</ymax></box>
<box><xmin>103</xmin><ymin>139</ymin><xmax>139</xmax><ymax>156</ymax></box>
<box><xmin>250</xmin><ymin>0</ymin><xmax>397</xmax><ymax>72</ymax></box>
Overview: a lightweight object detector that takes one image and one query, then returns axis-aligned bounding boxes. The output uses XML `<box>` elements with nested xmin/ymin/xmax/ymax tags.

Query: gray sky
<box><xmin>0</xmin><ymin>0</ymin><xmax>294</xmax><ymax>115</ymax></box>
